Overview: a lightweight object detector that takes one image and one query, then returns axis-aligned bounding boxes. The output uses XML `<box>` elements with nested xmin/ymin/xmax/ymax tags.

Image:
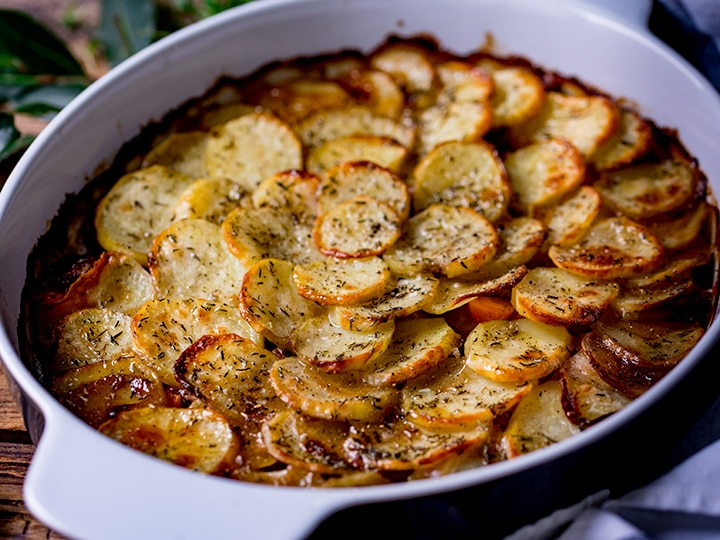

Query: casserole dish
<box><xmin>2</xmin><ymin>0</ymin><xmax>720</xmax><ymax>538</ymax></box>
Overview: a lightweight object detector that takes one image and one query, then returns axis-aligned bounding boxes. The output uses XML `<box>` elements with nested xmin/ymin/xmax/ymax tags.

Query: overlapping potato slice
<box><xmin>384</xmin><ymin>204</ymin><xmax>499</xmax><ymax>278</ymax></box>
<box><xmin>548</xmin><ymin>216</ymin><xmax>665</xmax><ymax>279</ymax></box>
<box><xmin>132</xmin><ymin>297</ymin><xmax>262</xmax><ymax>385</ymax></box>
<box><xmin>52</xmin><ymin>357</ymin><xmax>167</xmax><ymax>427</ymax></box>
<box><xmin>543</xmin><ymin>186</ymin><xmax>603</xmax><ymax>248</ymax></box>
<box><xmin>305</xmin><ymin>135</ymin><xmax>409</xmax><ymax>177</ymax></box>
<box><xmin>95</xmin><ymin>165</ymin><xmax>196</xmax><ymax>264</ymax></box>
<box><xmin>480</xmin><ymin>217</ymin><xmax>547</xmax><ymax>275</ymax></box>
<box><xmin>142</xmin><ymin>131</ymin><xmax>209</xmax><ymax>178</ymax></box>
<box><xmin>99</xmin><ymin>405</ymin><xmax>240</xmax><ymax>474</ymax></box>
<box><xmin>291</xmin><ymin>316</ymin><xmax>395</xmax><ymax>372</ymax></box>
<box><xmin>336</xmin><ymin>69</ymin><xmax>405</xmax><ymax>119</ymax></box>
<box><xmin>204</xmin><ymin>112</ymin><xmax>303</xmax><ymax>191</ymax></box>
<box><xmin>508</xmin><ymin>92</ymin><xmax>620</xmax><ymax>157</ymax></box>
<box><xmin>317</xmin><ymin>161</ymin><xmax>410</xmax><ymax>219</ymax></box>
<box><xmin>293</xmin><ymin>256</ymin><xmax>390</xmax><ymax>306</ymax></box>
<box><xmin>331</xmin><ymin>273</ymin><xmax>439</xmax><ymax>331</ymax></box>
<box><xmin>500</xmin><ymin>380</ymin><xmax>581</xmax><ymax>458</ymax></box>
<box><xmin>294</xmin><ymin>105</ymin><xmax>416</xmax><ymax>149</ymax></box>
<box><xmin>53</xmin><ymin>307</ymin><xmax>136</xmax><ymax>373</ymax></box>
<box><xmin>239</xmin><ymin>258</ymin><xmax>323</xmax><ymax>348</ymax></box>
<box><xmin>594</xmin><ymin>159</ymin><xmax>699</xmax><ymax>220</ymax></box>
<box><xmin>149</xmin><ymin>218</ymin><xmax>249</xmax><ymax>302</ymax></box>
<box><xmin>645</xmin><ymin>201</ymin><xmax>710</xmax><ymax>251</ymax></box>
<box><xmin>223</xmin><ymin>206</ymin><xmax>323</xmax><ymax>267</ymax></box>
<box><xmin>476</xmin><ymin>58</ymin><xmax>546</xmax><ymax>127</ymax></box>
<box><xmin>412</xmin><ymin>141</ymin><xmax>511</xmax><ymax>222</ymax></box>
<box><xmin>252</xmin><ymin>79</ymin><xmax>353</xmax><ymax>124</ymax></box>
<box><xmin>416</xmin><ymin>101</ymin><xmax>493</xmax><ymax>155</ymax></box>
<box><xmin>465</xmin><ymin>318</ymin><xmax>573</xmax><ymax>383</ymax></box>
<box><xmin>370</xmin><ymin>42</ymin><xmax>436</xmax><ymax>105</ymax></box>
<box><xmin>361</xmin><ymin>316</ymin><xmax>461</xmax><ymax>386</ymax></box>
<box><xmin>610</xmin><ymin>279</ymin><xmax>694</xmax><ymax>317</ymax></box>
<box><xmin>590</xmin><ymin>110</ymin><xmax>653</xmax><ymax>170</ymax></box>
<box><xmin>558</xmin><ymin>349</ymin><xmax>632</xmax><ymax>427</ymax></box>
<box><xmin>250</xmin><ymin>169</ymin><xmax>319</xmax><ymax>217</ymax></box>
<box><xmin>313</xmin><ymin>196</ymin><xmax>402</xmax><ymax>258</ymax></box>
<box><xmin>401</xmin><ymin>358</ymin><xmax>531</xmax><ymax>429</ymax></box>
<box><xmin>436</xmin><ymin>61</ymin><xmax>493</xmax><ymax>104</ymax></box>
<box><xmin>505</xmin><ymin>138</ymin><xmax>585</xmax><ymax>212</ymax></box>
<box><xmin>270</xmin><ymin>357</ymin><xmax>395</xmax><ymax>421</ymax></box>
<box><xmin>511</xmin><ymin>267</ymin><xmax>619</xmax><ymax>327</ymax></box>
<box><xmin>170</xmin><ymin>177</ymin><xmax>249</xmax><ymax>225</ymax></box>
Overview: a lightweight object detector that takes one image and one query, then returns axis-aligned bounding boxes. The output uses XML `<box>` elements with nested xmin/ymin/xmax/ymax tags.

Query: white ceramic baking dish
<box><xmin>2</xmin><ymin>0</ymin><xmax>720</xmax><ymax>538</ymax></box>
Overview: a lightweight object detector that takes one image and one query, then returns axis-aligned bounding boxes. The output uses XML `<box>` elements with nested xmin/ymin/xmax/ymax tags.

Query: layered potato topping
<box><xmin>22</xmin><ymin>37</ymin><xmax>718</xmax><ymax>486</ymax></box>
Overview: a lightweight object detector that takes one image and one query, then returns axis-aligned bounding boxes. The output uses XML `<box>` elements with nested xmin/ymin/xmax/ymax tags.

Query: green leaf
<box><xmin>0</xmin><ymin>111</ymin><xmax>34</xmax><ymax>162</ymax></box>
<box><xmin>11</xmin><ymin>84</ymin><xmax>86</xmax><ymax>116</ymax></box>
<box><xmin>99</xmin><ymin>0</ymin><xmax>157</xmax><ymax>66</ymax></box>
<box><xmin>0</xmin><ymin>9</ymin><xmax>85</xmax><ymax>76</ymax></box>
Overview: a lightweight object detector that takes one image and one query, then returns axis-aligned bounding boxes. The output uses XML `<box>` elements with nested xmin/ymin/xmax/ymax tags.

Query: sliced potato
<box><xmin>132</xmin><ymin>297</ymin><xmax>262</xmax><ymax>385</ymax></box>
<box><xmin>171</xmin><ymin>177</ymin><xmax>249</xmax><ymax>225</ymax></box>
<box><xmin>436</xmin><ymin>61</ymin><xmax>493</xmax><ymax>104</ymax></box>
<box><xmin>370</xmin><ymin>42</ymin><xmax>436</xmax><ymax>101</ymax></box>
<box><xmin>252</xmin><ymin>79</ymin><xmax>353</xmax><ymax>124</ymax></box>
<box><xmin>505</xmin><ymin>138</ymin><xmax>585</xmax><ymax>212</ymax></box>
<box><xmin>317</xmin><ymin>161</ymin><xmax>410</xmax><ymax>219</ymax></box>
<box><xmin>149</xmin><ymin>218</ymin><xmax>249</xmax><ymax>302</ymax></box>
<box><xmin>543</xmin><ymin>186</ymin><xmax>603</xmax><ymax>248</ymax></box>
<box><xmin>511</xmin><ymin>267</ymin><xmax>619</xmax><ymax>327</ymax></box>
<box><xmin>594</xmin><ymin>159</ymin><xmax>698</xmax><ymax>220</ymax></box>
<box><xmin>142</xmin><ymin>131</ymin><xmax>209</xmax><ymax>178</ymax></box>
<box><xmin>501</xmin><ymin>380</ymin><xmax>581</xmax><ymax>458</ymax></box>
<box><xmin>313</xmin><ymin>196</ymin><xmax>402</xmax><ymax>258</ymax></box>
<box><xmin>337</xmin><ymin>69</ymin><xmax>405</xmax><ymax>119</ymax></box>
<box><xmin>291</xmin><ymin>316</ymin><xmax>395</xmax><ymax>372</ymax></box>
<box><xmin>412</xmin><ymin>140</ymin><xmax>511</xmax><ymax>222</ymax></box>
<box><xmin>590</xmin><ymin>110</ymin><xmax>653</xmax><ymax>170</ymax></box>
<box><xmin>306</xmin><ymin>135</ymin><xmax>409</xmax><ymax>177</ymax></box>
<box><xmin>204</xmin><ymin>112</ymin><xmax>303</xmax><ymax>191</ymax></box>
<box><xmin>99</xmin><ymin>405</ymin><xmax>240</xmax><ymax>474</ymax></box>
<box><xmin>610</xmin><ymin>280</ymin><xmax>694</xmax><ymax>317</ymax></box>
<box><xmin>416</xmin><ymin>101</ymin><xmax>493</xmax><ymax>155</ymax></box>
<box><xmin>239</xmin><ymin>258</ymin><xmax>323</xmax><ymax>348</ymax></box>
<box><xmin>198</xmin><ymin>102</ymin><xmax>258</xmax><ymax>130</ymax></box>
<box><xmin>362</xmin><ymin>316</ymin><xmax>461</xmax><ymax>386</ymax></box>
<box><xmin>477</xmin><ymin>59</ymin><xmax>546</xmax><ymax>127</ymax></box>
<box><xmin>508</xmin><ymin>92</ymin><xmax>620</xmax><ymax>157</ymax></box>
<box><xmin>269</xmin><ymin>357</ymin><xmax>395</xmax><ymax>422</ymax></box>
<box><xmin>625</xmin><ymin>246</ymin><xmax>711</xmax><ymax>289</ymax></box>
<box><xmin>95</xmin><ymin>165</ymin><xmax>196</xmax><ymax>264</ymax></box>
<box><xmin>293</xmin><ymin>256</ymin><xmax>390</xmax><ymax>306</ymax></box>
<box><xmin>465</xmin><ymin>318</ymin><xmax>573</xmax><ymax>383</ymax></box>
<box><xmin>645</xmin><ymin>201</ymin><xmax>710</xmax><ymax>251</ymax></box>
<box><xmin>383</xmin><ymin>204</ymin><xmax>499</xmax><ymax>278</ymax></box>
<box><xmin>549</xmin><ymin>216</ymin><xmax>665</xmax><ymax>279</ymax></box>
<box><xmin>480</xmin><ymin>217</ymin><xmax>546</xmax><ymax>275</ymax></box>
<box><xmin>331</xmin><ymin>273</ymin><xmax>439</xmax><ymax>331</ymax></box>
<box><xmin>251</xmin><ymin>169</ymin><xmax>319</xmax><ymax>217</ymax></box>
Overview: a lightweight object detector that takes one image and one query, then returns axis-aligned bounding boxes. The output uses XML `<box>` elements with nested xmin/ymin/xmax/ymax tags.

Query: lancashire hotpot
<box><xmin>2</xmin><ymin>0</ymin><xmax>720</xmax><ymax>538</ymax></box>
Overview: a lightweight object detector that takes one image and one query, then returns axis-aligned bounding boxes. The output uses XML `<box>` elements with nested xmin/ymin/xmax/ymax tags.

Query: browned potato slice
<box><xmin>505</xmin><ymin>138</ymin><xmax>585</xmax><ymax>212</ymax></box>
<box><xmin>95</xmin><ymin>165</ymin><xmax>196</xmax><ymax>264</ymax></box>
<box><xmin>291</xmin><ymin>316</ymin><xmax>394</xmax><ymax>372</ymax></box>
<box><xmin>416</xmin><ymin>101</ymin><xmax>493</xmax><ymax>155</ymax></box>
<box><xmin>345</xmin><ymin>417</ymin><xmax>488</xmax><ymax>471</ymax></box>
<box><xmin>559</xmin><ymin>350</ymin><xmax>632</xmax><ymax>426</ymax></box>
<box><xmin>511</xmin><ymin>267</ymin><xmax>619</xmax><ymax>327</ymax></box>
<box><xmin>549</xmin><ymin>216</ymin><xmax>665</xmax><ymax>279</ymax></box>
<box><xmin>132</xmin><ymin>297</ymin><xmax>261</xmax><ymax>385</ymax></box>
<box><xmin>384</xmin><ymin>204</ymin><xmax>499</xmax><ymax>278</ymax></box>
<box><xmin>99</xmin><ymin>405</ymin><xmax>240</xmax><ymax>474</ymax></box>
<box><xmin>293</xmin><ymin>256</ymin><xmax>390</xmax><ymax>306</ymax></box>
<box><xmin>204</xmin><ymin>112</ymin><xmax>303</xmax><ymax>191</ymax></box>
<box><xmin>294</xmin><ymin>105</ymin><xmax>416</xmax><ymax>149</ymax></box>
<box><xmin>253</xmin><ymin>79</ymin><xmax>353</xmax><ymax>124</ymax></box>
<box><xmin>53</xmin><ymin>308</ymin><xmax>136</xmax><ymax>373</ymax></box>
<box><xmin>223</xmin><ymin>206</ymin><xmax>323</xmax><ymax>267</ymax></box>
<box><xmin>436</xmin><ymin>61</ymin><xmax>493</xmax><ymax>104</ymax></box>
<box><xmin>594</xmin><ymin>159</ymin><xmax>698</xmax><ymax>220</ymax></box>
<box><xmin>480</xmin><ymin>217</ymin><xmax>546</xmax><ymax>275</ymax></box>
<box><xmin>370</xmin><ymin>42</ymin><xmax>436</xmax><ymax>101</ymax></box>
<box><xmin>543</xmin><ymin>186</ymin><xmax>603</xmax><ymax>248</ymax></box>
<box><xmin>317</xmin><ymin>161</ymin><xmax>410</xmax><ymax>219</ymax></box>
<box><xmin>313</xmin><ymin>196</ymin><xmax>402</xmax><ymax>258</ymax></box>
<box><xmin>305</xmin><ymin>135</ymin><xmax>409</xmax><ymax>177</ymax></box>
<box><xmin>269</xmin><ymin>357</ymin><xmax>395</xmax><ymax>422</ymax></box>
<box><xmin>610</xmin><ymin>279</ymin><xmax>693</xmax><ymax>318</ymax></box>
<box><xmin>171</xmin><ymin>177</ymin><xmax>249</xmax><ymax>225</ymax></box>
<box><xmin>508</xmin><ymin>92</ymin><xmax>620</xmax><ymax>157</ymax></box>
<box><xmin>251</xmin><ymin>169</ymin><xmax>319</xmax><ymax>217</ymax></box>
<box><xmin>52</xmin><ymin>357</ymin><xmax>166</xmax><ymax>427</ymax></box>
<box><xmin>142</xmin><ymin>131</ymin><xmax>209</xmax><ymax>178</ymax></box>
<box><xmin>590</xmin><ymin>110</ymin><xmax>653</xmax><ymax>170</ymax></box>
<box><xmin>337</xmin><ymin>70</ymin><xmax>405</xmax><ymax>119</ymax></box>
<box><xmin>239</xmin><ymin>258</ymin><xmax>323</xmax><ymax>348</ymax></box>
<box><xmin>199</xmin><ymin>102</ymin><xmax>257</xmax><ymax>130</ymax></box>
<box><xmin>645</xmin><ymin>201</ymin><xmax>710</xmax><ymax>251</ymax></box>
<box><xmin>466</xmin><ymin>318</ymin><xmax>573</xmax><ymax>383</ymax></box>
<box><xmin>149</xmin><ymin>218</ymin><xmax>249</xmax><ymax>302</ymax></box>
<box><xmin>412</xmin><ymin>141</ymin><xmax>511</xmax><ymax>222</ymax></box>
<box><xmin>501</xmin><ymin>380</ymin><xmax>580</xmax><ymax>458</ymax></box>
<box><xmin>477</xmin><ymin>59</ymin><xmax>546</xmax><ymax>127</ymax></box>
<box><xmin>331</xmin><ymin>273</ymin><xmax>439</xmax><ymax>331</ymax></box>
<box><xmin>262</xmin><ymin>410</ymin><xmax>354</xmax><ymax>474</ymax></box>
<box><xmin>362</xmin><ymin>317</ymin><xmax>461</xmax><ymax>386</ymax></box>
<box><xmin>401</xmin><ymin>359</ymin><xmax>531</xmax><ymax>429</ymax></box>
